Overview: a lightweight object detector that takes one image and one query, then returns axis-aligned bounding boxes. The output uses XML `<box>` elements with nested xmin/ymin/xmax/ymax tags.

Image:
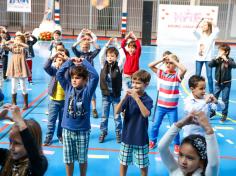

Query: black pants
<box><xmin>2</xmin><ymin>55</ymin><xmax>8</xmax><ymax>79</ymax></box>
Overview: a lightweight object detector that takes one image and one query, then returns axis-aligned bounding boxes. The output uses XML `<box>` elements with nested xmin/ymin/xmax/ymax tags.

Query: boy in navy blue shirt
<box><xmin>56</xmin><ymin>56</ymin><xmax>99</xmax><ymax>176</ymax></box>
<box><xmin>116</xmin><ymin>70</ymin><xmax>153</xmax><ymax>176</ymax></box>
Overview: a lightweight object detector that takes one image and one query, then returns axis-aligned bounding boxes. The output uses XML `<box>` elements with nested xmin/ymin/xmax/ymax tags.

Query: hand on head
<box><xmin>0</xmin><ymin>104</ymin><xmax>22</xmax><ymax>123</ymax></box>
<box><xmin>71</xmin><ymin>57</ymin><xmax>84</xmax><ymax>66</ymax></box>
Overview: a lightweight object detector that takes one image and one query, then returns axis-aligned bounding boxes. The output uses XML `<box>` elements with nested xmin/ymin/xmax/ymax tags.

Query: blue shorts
<box><xmin>119</xmin><ymin>142</ymin><xmax>149</xmax><ymax>168</ymax></box>
<box><xmin>63</xmin><ymin>129</ymin><xmax>90</xmax><ymax>164</ymax></box>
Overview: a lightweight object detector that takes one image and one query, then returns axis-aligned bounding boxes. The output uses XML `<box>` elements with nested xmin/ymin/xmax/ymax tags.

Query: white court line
<box><xmin>43</xmin><ymin>150</ymin><xmax>55</xmax><ymax>155</ymax></box>
<box><xmin>91</xmin><ymin>124</ymin><xmax>100</xmax><ymax>128</ymax></box>
<box><xmin>226</xmin><ymin>139</ymin><xmax>234</xmax><ymax>145</ymax></box>
<box><xmin>155</xmin><ymin>157</ymin><xmax>162</xmax><ymax>161</ymax></box>
<box><xmin>88</xmin><ymin>154</ymin><xmax>109</xmax><ymax>159</ymax></box>
<box><xmin>214</xmin><ymin>126</ymin><xmax>234</xmax><ymax>130</ymax></box>
<box><xmin>217</xmin><ymin>133</ymin><xmax>224</xmax><ymax>138</ymax></box>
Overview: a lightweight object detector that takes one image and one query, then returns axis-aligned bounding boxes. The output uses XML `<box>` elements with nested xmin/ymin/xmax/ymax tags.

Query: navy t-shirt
<box><xmin>121</xmin><ymin>93</ymin><xmax>153</xmax><ymax>146</ymax></box>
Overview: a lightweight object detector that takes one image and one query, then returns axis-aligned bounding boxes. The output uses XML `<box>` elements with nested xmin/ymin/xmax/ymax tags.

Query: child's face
<box><xmin>131</xmin><ymin>79</ymin><xmax>147</xmax><ymax>95</ymax></box>
<box><xmin>71</xmin><ymin>75</ymin><xmax>87</xmax><ymax>88</ymax></box>
<box><xmin>54</xmin><ymin>57</ymin><xmax>64</xmax><ymax>68</ymax></box>
<box><xmin>165</xmin><ymin>60</ymin><xmax>176</xmax><ymax>72</ymax></box>
<box><xmin>106</xmin><ymin>52</ymin><xmax>117</xmax><ymax>64</ymax></box>
<box><xmin>191</xmin><ymin>81</ymin><xmax>206</xmax><ymax>99</ymax></box>
<box><xmin>218</xmin><ymin>48</ymin><xmax>227</xmax><ymax>57</ymax></box>
<box><xmin>9</xmin><ymin>127</ymin><xmax>27</xmax><ymax>160</ymax></box>
<box><xmin>178</xmin><ymin>143</ymin><xmax>202</xmax><ymax>175</ymax></box>
<box><xmin>14</xmin><ymin>36</ymin><xmax>22</xmax><ymax>44</ymax></box>
<box><xmin>201</xmin><ymin>21</ymin><xmax>209</xmax><ymax>32</ymax></box>
<box><xmin>80</xmin><ymin>43</ymin><xmax>90</xmax><ymax>53</ymax></box>
<box><xmin>128</xmin><ymin>46</ymin><xmax>136</xmax><ymax>55</ymax></box>
<box><xmin>53</xmin><ymin>33</ymin><xmax>60</xmax><ymax>40</ymax></box>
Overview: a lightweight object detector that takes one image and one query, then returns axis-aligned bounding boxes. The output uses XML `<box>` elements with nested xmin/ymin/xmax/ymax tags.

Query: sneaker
<box><xmin>174</xmin><ymin>145</ymin><xmax>180</xmax><ymax>155</ymax></box>
<box><xmin>210</xmin><ymin>110</ymin><xmax>216</xmax><ymax>119</ymax></box>
<box><xmin>220</xmin><ymin>114</ymin><xmax>227</xmax><ymax>122</ymax></box>
<box><xmin>99</xmin><ymin>132</ymin><xmax>107</xmax><ymax>143</ymax></box>
<box><xmin>116</xmin><ymin>131</ymin><xmax>121</xmax><ymax>143</ymax></box>
<box><xmin>149</xmin><ymin>141</ymin><xmax>156</xmax><ymax>150</ymax></box>
<box><xmin>29</xmin><ymin>81</ymin><xmax>34</xmax><ymax>85</ymax></box>
<box><xmin>43</xmin><ymin>137</ymin><xmax>52</xmax><ymax>146</ymax></box>
<box><xmin>58</xmin><ymin>137</ymin><xmax>63</xmax><ymax>144</ymax></box>
<box><xmin>92</xmin><ymin>109</ymin><xmax>98</xmax><ymax>118</ymax></box>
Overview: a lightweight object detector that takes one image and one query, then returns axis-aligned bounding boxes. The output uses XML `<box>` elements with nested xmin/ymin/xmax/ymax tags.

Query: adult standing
<box><xmin>193</xmin><ymin>19</ymin><xmax>219</xmax><ymax>93</ymax></box>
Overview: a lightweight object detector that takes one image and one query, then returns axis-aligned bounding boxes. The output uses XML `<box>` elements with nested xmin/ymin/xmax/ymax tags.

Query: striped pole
<box><xmin>54</xmin><ymin>0</ymin><xmax>60</xmax><ymax>24</ymax></box>
<box><xmin>121</xmin><ymin>0</ymin><xmax>127</xmax><ymax>37</ymax></box>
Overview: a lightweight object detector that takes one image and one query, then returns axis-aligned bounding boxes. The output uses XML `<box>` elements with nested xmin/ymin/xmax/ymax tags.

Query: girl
<box><xmin>0</xmin><ymin>104</ymin><xmax>48</xmax><ymax>176</ymax></box>
<box><xmin>158</xmin><ymin>111</ymin><xmax>219</xmax><ymax>176</ymax></box>
<box><xmin>194</xmin><ymin>19</ymin><xmax>219</xmax><ymax>93</ymax></box>
<box><xmin>4</xmin><ymin>33</ymin><xmax>31</xmax><ymax>110</ymax></box>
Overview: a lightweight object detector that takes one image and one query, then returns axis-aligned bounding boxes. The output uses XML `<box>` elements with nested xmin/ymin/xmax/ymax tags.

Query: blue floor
<box><xmin>1</xmin><ymin>40</ymin><xmax>236</xmax><ymax>175</ymax></box>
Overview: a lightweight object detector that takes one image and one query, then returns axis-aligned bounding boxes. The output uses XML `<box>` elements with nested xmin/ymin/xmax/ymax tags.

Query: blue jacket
<box><xmin>56</xmin><ymin>59</ymin><xmax>99</xmax><ymax>131</ymax></box>
<box><xmin>43</xmin><ymin>59</ymin><xmax>59</xmax><ymax>97</ymax></box>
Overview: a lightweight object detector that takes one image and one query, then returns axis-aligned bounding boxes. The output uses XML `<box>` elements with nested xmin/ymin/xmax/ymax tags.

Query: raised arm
<box><xmin>169</xmin><ymin>57</ymin><xmax>187</xmax><ymax>79</ymax></box>
<box><xmin>43</xmin><ymin>57</ymin><xmax>57</xmax><ymax>76</ymax></box>
<box><xmin>148</xmin><ymin>58</ymin><xmax>165</xmax><ymax>73</ymax></box>
<box><xmin>56</xmin><ymin>59</ymin><xmax>74</xmax><ymax>90</ymax></box>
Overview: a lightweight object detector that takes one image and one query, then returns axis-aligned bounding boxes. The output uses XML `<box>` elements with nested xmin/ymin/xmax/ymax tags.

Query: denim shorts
<box><xmin>63</xmin><ymin>129</ymin><xmax>90</xmax><ymax>164</ymax></box>
<box><xmin>119</xmin><ymin>142</ymin><xmax>149</xmax><ymax>168</ymax></box>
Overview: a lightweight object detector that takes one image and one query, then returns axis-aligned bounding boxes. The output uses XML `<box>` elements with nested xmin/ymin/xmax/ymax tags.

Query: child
<box><xmin>56</xmin><ymin>57</ymin><xmax>99</xmax><ymax>176</ymax></box>
<box><xmin>0</xmin><ymin>36</ymin><xmax>4</xmax><ymax>89</ymax></box>
<box><xmin>149</xmin><ymin>54</ymin><xmax>187</xmax><ymax>153</ymax></box>
<box><xmin>0</xmin><ymin>104</ymin><xmax>48</xmax><ymax>176</ymax></box>
<box><xmin>4</xmin><ymin>33</ymin><xmax>31</xmax><ymax>110</ymax></box>
<box><xmin>43</xmin><ymin>49</ymin><xmax>69</xmax><ymax>146</ymax></box>
<box><xmin>25</xmin><ymin>32</ymin><xmax>37</xmax><ymax>84</ymax></box>
<box><xmin>98</xmin><ymin>38</ymin><xmax>125</xmax><ymax>143</ymax></box>
<box><xmin>208</xmin><ymin>44</ymin><xmax>236</xmax><ymax>122</ymax></box>
<box><xmin>0</xmin><ymin>26</ymin><xmax>11</xmax><ymax>80</ymax></box>
<box><xmin>193</xmin><ymin>19</ymin><xmax>219</xmax><ymax>93</ymax></box>
<box><xmin>116</xmin><ymin>70</ymin><xmax>153</xmax><ymax>176</ymax></box>
<box><xmin>49</xmin><ymin>30</ymin><xmax>62</xmax><ymax>56</ymax></box>
<box><xmin>72</xmin><ymin>30</ymin><xmax>100</xmax><ymax>118</ymax></box>
<box><xmin>158</xmin><ymin>111</ymin><xmax>219</xmax><ymax>176</ymax></box>
<box><xmin>183</xmin><ymin>75</ymin><xmax>224</xmax><ymax>137</ymax></box>
<box><xmin>121</xmin><ymin>31</ymin><xmax>141</xmax><ymax>92</ymax></box>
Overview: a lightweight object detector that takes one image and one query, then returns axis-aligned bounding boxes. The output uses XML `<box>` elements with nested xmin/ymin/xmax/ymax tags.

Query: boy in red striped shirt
<box><xmin>148</xmin><ymin>54</ymin><xmax>187</xmax><ymax>154</ymax></box>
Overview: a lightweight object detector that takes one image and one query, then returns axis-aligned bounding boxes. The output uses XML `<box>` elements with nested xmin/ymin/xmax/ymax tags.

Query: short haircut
<box><xmin>128</xmin><ymin>40</ymin><xmax>137</xmax><ymax>48</ymax></box>
<box><xmin>218</xmin><ymin>44</ymin><xmax>231</xmax><ymax>57</ymax></box>
<box><xmin>70</xmin><ymin>65</ymin><xmax>89</xmax><ymax>80</ymax></box>
<box><xmin>55</xmin><ymin>42</ymin><xmax>65</xmax><ymax>49</ymax></box>
<box><xmin>162</xmin><ymin>50</ymin><xmax>172</xmax><ymax>57</ymax></box>
<box><xmin>106</xmin><ymin>47</ymin><xmax>119</xmax><ymax>57</ymax></box>
<box><xmin>168</xmin><ymin>54</ymin><xmax>179</xmax><ymax>62</ymax></box>
<box><xmin>53</xmin><ymin>30</ymin><xmax>61</xmax><ymax>36</ymax></box>
<box><xmin>188</xmin><ymin>75</ymin><xmax>205</xmax><ymax>89</ymax></box>
<box><xmin>132</xmin><ymin>70</ymin><xmax>151</xmax><ymax>84</ymax></box>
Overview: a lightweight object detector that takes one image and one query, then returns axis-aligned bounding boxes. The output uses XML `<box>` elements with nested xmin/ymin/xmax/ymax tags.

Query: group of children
<box><xmin>0</xmin><ymin>21</ymin><xmax>235</xmax><ymax>176</ymax></box>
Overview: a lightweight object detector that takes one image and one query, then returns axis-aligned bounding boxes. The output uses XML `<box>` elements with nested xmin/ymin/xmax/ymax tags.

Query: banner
<box><xmin>7</xmin><ymin>0</ymin><xmax>31</xmax><ymax>13</ymax></box>
<box><xmin>157</xmin><ymin>5</ymin><xmax>218</xmax><ymax>45</ymax></box>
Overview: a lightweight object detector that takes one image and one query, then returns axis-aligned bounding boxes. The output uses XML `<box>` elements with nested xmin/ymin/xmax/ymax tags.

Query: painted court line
<box><xmin>226</xmin><ymin>139</ymin><xmax>234</xmax><ymax>145</ymax></box>
<box><xmin>43</xmin><ymin>150</ymin><xmax>55</xmax><ymax>155</ymax></box>
<box><xmin>217</xmin><ymin>133</ymin><xmax>224</xmax><ymax>138</ymax></box>
<box><xmin>214</xmin><ymin>126</ymin><xmax>234</xmax><ymax>130</ymax></box>
<box><xmin>91</xmin><ymin>124</ymin><xmax>100</xmax><ymax>128</ymax></box>
<box><xmin>88</xmin><ymin>154</ymin><xmax>109</xmax><ymax>159</ymax></box>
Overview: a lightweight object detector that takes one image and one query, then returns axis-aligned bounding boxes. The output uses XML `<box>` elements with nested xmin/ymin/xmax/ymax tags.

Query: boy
<box><xmin>116</xmin><ymin>70</ymin><xmax>153</xmax><ymax>176</ymax></box>
<box><xmin>56</xmin><ymin>57</ymin><xmax>99</xmax><ymax>176</ymax></box>
<box><xmin>72</xmin><ymin>32</ymin><xmax>100</xmax><ymax>118</ymax></box>
<box><xmin>121</xmin><ymin>31</ymin><xmax>141</xmax><ymax>92</ymax></box>
<box><xmin>49</xmin><ymin>30</ymin><xmax>62</xmax><ymax>56</ymax></box>
<box><xmin>98</xmin><ymin>38</ymin><xmax>125</xmax><ymax>143</ymax></box>
<box><xmin>208</xmin><ymin>44</ymin><xmax>236</xmax><ymax>122</ymax></box>
<box><xmin>183</xmin><ymin>75</ymin><xmax>224</xmax><ymax>137</ymax></box>
<box><xmin>149</xmin><ymin>54</ymin><xmax>187</xmax><ymax>153</ymax></box>
<box><xmin>43</xmin><ymin>49</ymin><xmax>68</xmax><ymax>146</ymax></box>
<box><xmin>25</xmin><ymin>31</ymin><xmax>37</xmax><ymax>84</ymax></box>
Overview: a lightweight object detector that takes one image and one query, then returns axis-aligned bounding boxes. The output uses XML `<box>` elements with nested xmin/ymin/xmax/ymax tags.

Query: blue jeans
<box><xmin>122</xmin><ymin>76</ymin><xmax>132</xmax><ymax>92</ymax></box>
<box><xmin>196</xmin><ymin>61</ymin><xmax>213</xmax><ymax>93</ymax></box>
<box><xmin>100</xmin><ymin>95</ymin><xmax>122</xmax><ymax>133</ymax></box>
<box><xmin>46</xmin><ymin>99</ymin><xmax>64</xmax><ymax>139</ymax></box>
<box><xmin>214</xmin><ymin>82</ymin><xmax>231</xmax><ymax>116</ymax></box>
<box><xmin>150</xmin><ymin>106</ymin><xmax>180</xmax><ymax>145</ymax></box>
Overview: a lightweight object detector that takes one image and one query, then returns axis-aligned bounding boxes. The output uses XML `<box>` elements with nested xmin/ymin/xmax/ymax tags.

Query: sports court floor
<box><xmin>0</xmin><ymin>39</ymin><xmax>236</xmax><ymax>175</ymax></box>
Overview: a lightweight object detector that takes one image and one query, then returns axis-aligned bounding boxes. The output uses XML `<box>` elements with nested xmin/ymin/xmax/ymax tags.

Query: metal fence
<box><xmin>0</xmin><ymin>0</ymin><xmax>235</xmax><ymax>40</ymax></box>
